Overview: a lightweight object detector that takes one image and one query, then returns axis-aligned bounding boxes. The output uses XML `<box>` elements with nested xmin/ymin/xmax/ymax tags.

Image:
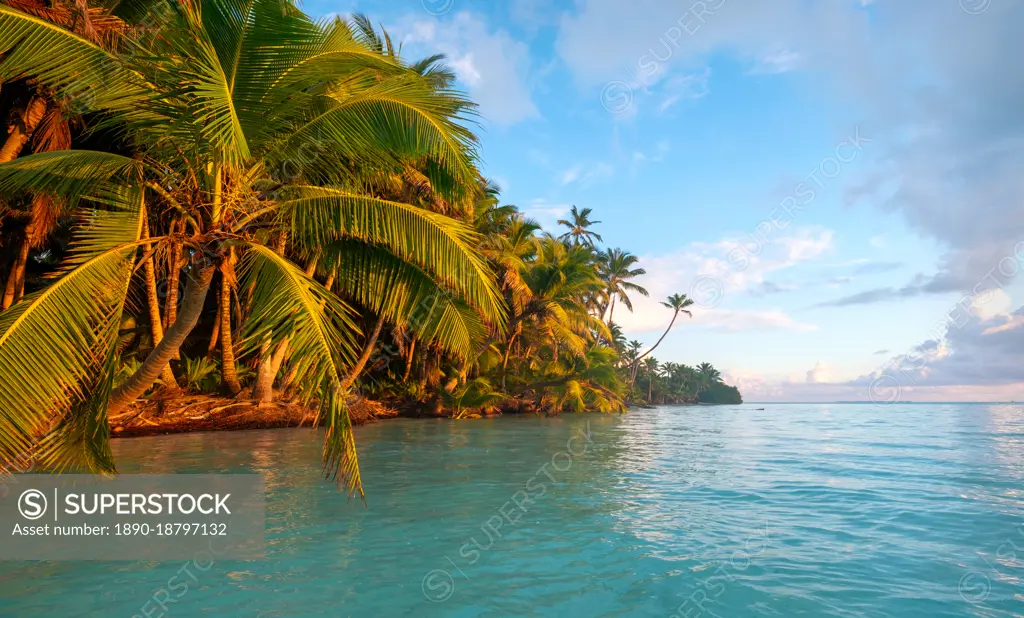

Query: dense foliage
<box><xmin>0</xmin><ymin>0</ymin><xmax>740</xmax><ymax>496</ymax></box>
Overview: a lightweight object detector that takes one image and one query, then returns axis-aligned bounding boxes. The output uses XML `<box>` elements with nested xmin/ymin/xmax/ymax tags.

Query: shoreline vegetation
<box><xmin>0</xmin><ymin>0</ymin><xmax>740</xmax><ymax>496</ymax></box>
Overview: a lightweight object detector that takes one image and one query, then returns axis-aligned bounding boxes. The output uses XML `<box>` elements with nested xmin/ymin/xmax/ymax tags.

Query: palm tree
<box><xmin>557</xmin><ymin>205</ymin><xmax>602</xmax><ymax>247</ymax></box>
<box><xmin>643</xmin><ymin>356</ymin><xmax>660</xmax><ymax>403</ymax></box>
<box><xmin>608</xmin><ymin>323</ymin><xmax>627</xmax><ymax>356</ymax></box>
<box><xmin>630</xmin><ymin>293</ymin><xmax>694</xmax><ymax>387</ymax></box>
<box><xmin>0</xmin><ymin>2</ymin><xmax>503</xmax><ymax>498</ymax></box>
<box><xmin>635</xmin><ymin>294</ymin><xmax>694</xmax><ymax>364</ymax></box>
<box><xmin>599</xmin><ymin>248</ymin><xmax>648</xmax><ymax>327</ymax></box>
<box><xmin>511</xmin><ymin>236</ymin><xmax>609</xmax><ymax>358</ymax></box>
<box><xmin>696</xmin><ymin>362</ymin><xmax>721</xmax><ymax>392</ymax></box>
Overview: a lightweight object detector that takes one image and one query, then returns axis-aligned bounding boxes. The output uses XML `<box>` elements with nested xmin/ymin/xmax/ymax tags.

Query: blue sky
<box><xmin>307</xmin><ymin>0</ymin><xmax>1024</xmax><ymax>402</ymax></box>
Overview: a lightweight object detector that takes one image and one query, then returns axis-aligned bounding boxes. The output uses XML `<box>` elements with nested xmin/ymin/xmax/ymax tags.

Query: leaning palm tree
<box><xmin>557</xmin><ymin>205</ymin><xmax>602</xmax><ymax>247</ymax></box>
<box><xmin>0</xmin><ymin>1</ymin><xmax>503</xmax><ymax>498</ymax></box>
<box><xmin>635</xmin><ymin>294</ymin><xmax>694</xmax><ymax>364</ymax></box>
<box><xmin>630</xmin><ymin>293</ymin><xmax>694</xmax><ymax>388</ymax></box>
<box><xmin>599</xmin><ymin>247</ymin><xmax>647</xmax><ymax>326</ymax></box>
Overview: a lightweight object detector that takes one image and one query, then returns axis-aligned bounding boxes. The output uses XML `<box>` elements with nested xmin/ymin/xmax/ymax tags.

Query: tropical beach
<box><xmin>1</xmin><ymin>0</ymin><xmax>1022</xmax><ymax>616</ymax></box>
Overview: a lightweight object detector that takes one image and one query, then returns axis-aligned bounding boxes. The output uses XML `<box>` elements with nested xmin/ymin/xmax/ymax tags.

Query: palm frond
<box><xmin>0</xmin><ymin>205</ymin><xmax>143</xmax><ymax>469</ymax></box>
<box><xmin>327</xmin><ymin>240</ymin><xmax>486</xmax><ymax>360</ymax></box>
<box><xmin>0</xmin><ymin>4</ymin><xmax>151</xmax><ymax>112</ymax></box>
<box><xmin>282</xmin><ymin>185</ymin><xmax>505</xmax><ymax>328</ymax></box>
<box><xmin>237</xmin><ymin>243</ymin><xmax>364</xmax><ymax>498</ymax></box>
<box><xmin>0</xmin><ymin>150</ymin><xmax>143</xmax><ymax>204</ymax></box>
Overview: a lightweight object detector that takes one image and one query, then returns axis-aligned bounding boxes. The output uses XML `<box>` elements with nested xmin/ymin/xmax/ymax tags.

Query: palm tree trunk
<box><xmin>108</xmin><ymin>266</ymin><xmax>216</xmax><ymax>415</ymax></box>
<box><xmin>253</xmin><ymin>240</ymin><xmax>301</xmax><ymax>402</ymax></box>
<box><xmin>252</xmin><ymin>338</ymin><xmax>275</xmax><ymax>403</ymax></box>
<box><xmin>163</xmin><ymin>222</ymin><xmax>180</xmax><ymax>329</ymax></box>
<box><xmin>141</xmin><ymin>214</ymin><xmax>179</xmax><ymax>391</ymax></box>
<box><xmin>1</xmin><ymin>223</ymin><xmax>31</xmax><ymax>310</ymax></box>
<box><xmin>501</xmin><ymin>323</ymin><xmax>522</xmax><ymax>390</ymax></box>
<box><xmin>403</xmin><ymin>335</ymin><xmax>417</xmax><ymax>382</ymax></box>
<box><xmin>607</xmin><ymin>295</ymin><xmax>616</xmax><ymax>326</ymax></box>
<box><xmin>206</xmin><ymin>288</ymin><xmax>221</xmax><ymax>359</ymax></box>
<box><xmin>630</xmin><ymin>309</ymin><xmax>679</xmax><ymax>390</ymax></box>
<box><xmin>339</xmin><ymin>315</ymin><xmax>386</xmax><ymax>392</ymax></box>
<box><xmin>218</xmin><ymin>254</ymin><xmax>242</xmax><ymax>395</ymax></box>
<box><xmin>0</xmin><ymin>97</ymin><xmax>46</xmax><ymax>164</ymax></box>
<box><xmin>252</xmin><ymin>336</ymin><xmax>289</xmax><ymax>402</ymax></box>
<box><xmin>635</xmin><ymin>309</ymin><xmax>680</xmax><ymax>366</ymax></box>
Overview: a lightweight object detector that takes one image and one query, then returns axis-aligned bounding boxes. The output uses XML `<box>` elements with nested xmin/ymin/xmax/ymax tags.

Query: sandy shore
<box><xmin>109</xmin><ymin>395</ymin><xmax>400</xmax><ymax>438</ymax></box>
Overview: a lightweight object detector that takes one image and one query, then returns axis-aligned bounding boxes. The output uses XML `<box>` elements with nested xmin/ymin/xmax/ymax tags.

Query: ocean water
<box><xmin>1</xmin><ymin>403</ymin><xmax>1022</xmax><ymax>617</ymax></box>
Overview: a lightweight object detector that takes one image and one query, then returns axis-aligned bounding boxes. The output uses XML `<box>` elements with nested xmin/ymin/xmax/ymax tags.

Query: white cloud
<box><xmin>398</xmin><ymin>12</ymin><xmax>538</xmax><ymax>125</ymax></box>
<box><xmin>972</xmin><ymin>288</ymin><xmax>1013</xmax><ymax>322</ymax></box>
<box><xmin>750</xmin><ymin>49</ymin><xmax>802</xmax><ymax>74</ymax></box>
<box><xmin>692</xmin><ymin>308</ymin><xmax>817</xmax><ymax>333</ymax></box>
<box><xmin>613</xmin><ymin>226</ymin><xmax>830</xmax><ymax>334</ymax></box>
<box><xmin>558</xmin><ymin>162</ymin><xmax>613</xmax><ymax>187</ymax></box>
<box><xmin>521</xmin><ymin>199</ymin><xmax>571</xmax><ymax>230</ymax></box>
<box><xmin>805</xmin><ymin>362</ymin><xmax>833</xmax><ymax>383</ymax></box>
<box><xmin>559</xmin><ymin>165</ymin><xmax>582</xmax><ymax>185</ymax></box>
<box><xmin>658</xmin><ymin>68</ymin><xmax>711</xmax><ymax>111</ymax></box>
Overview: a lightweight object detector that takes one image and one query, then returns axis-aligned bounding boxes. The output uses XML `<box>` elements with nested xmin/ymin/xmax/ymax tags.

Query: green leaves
<box><xmin>0</xmin><ymin>151</ymin><xmax>144</xmax><ymax>205</ymax></box>
<box><xmin>0</xmin><ymin>4</ymin><xmax>151</xmax><ymax>112</ymax></box>
<box><xmin>275</xmin><ymin>73</ymin><xmax>478</xmax><ymax>201</ymax></box>
<box><xmin>0</xmin><ymin>205</ymin><xmax>143</xmax><ymax>469</ymax></box>
<box><xmin>283</xmin><ymin>186</ymin><xmax>505</xmax><ymax>328</ymax></box>
<box><xmin>327</xmin><ymin>241</ymin><xmax>486</xmax><ymax>360</ymax></box>
<box><xmin>237</xmin><ymin>243</ymin><xmax>364</xmax><ymax>498</ymax></box>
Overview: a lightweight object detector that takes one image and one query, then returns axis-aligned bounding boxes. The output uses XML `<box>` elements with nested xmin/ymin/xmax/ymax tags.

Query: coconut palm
<box><xmin>628</xmin><ymin>293</ymin><xmax>694</xmax><ymax>389</ymax></box>
<box><xmin>635</xmin><ymin>294</ymin><xmax>694</xmax><ymax>364</ymax></box>
<box><xmin>557</xmin><ymin>205</ymin><xmax>602</xmax><ymax>247</ymax></box>
<box><xmin>599</xmin><ymin>247</ymin><xmax>647</xmax><ymax>327</ymax></box>
<box><xmin>643</xmin><ymin>356</ymin><xmax>660</xmax><ymax>403</ymax></box>
<box><xmin>696</xmin><ymin>362</ymin><xmax>721</xmax><ymax>389</ymax></box>
<box><xmin>0</xmin><ymin>1</ymin><xmax>504</xmax><ymax>497</ymax></box>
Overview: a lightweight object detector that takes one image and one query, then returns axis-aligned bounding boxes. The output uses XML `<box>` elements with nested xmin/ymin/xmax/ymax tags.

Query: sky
<box><xmin>305</xmin><ymin>0</ymin><xmax>1024</xmax><ymax>402</ymax></box>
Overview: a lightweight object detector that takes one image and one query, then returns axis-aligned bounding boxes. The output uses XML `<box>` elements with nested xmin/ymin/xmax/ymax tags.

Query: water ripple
<box><xmin>0</xmin><ymin>404</ymin><xmax>1022</xmax><ymax>617</ymax></box>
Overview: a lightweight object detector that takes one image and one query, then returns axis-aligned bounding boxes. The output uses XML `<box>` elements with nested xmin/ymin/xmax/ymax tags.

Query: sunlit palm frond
<box><xmin>0</xmin><ymin>150</ymin><xmax>143</xmax><ymax>204</ymax></box>
<box><xmin>0</xmin><ymin>4</ymin><xmax>151</xmax><ymax>111</ymax></box>
<box><xmin>277</xmin><ymin>74</ymin><xmax>478</xmax><ymax>201</ymax></box>
<box><xmin>0</xmin><ymin>204</ymin><xmax>143</xmax><ymax>469</ymax></box>
<box><xmin>327</xmin><ymin>240</ymin><xmax>486</xmax><ymax>360</ymax></box>
<box><xmin>237</xmin><ymin>243</ymin><xmax>364</xmax><ymax>498</ymax></box>
<box><xmin>282</xmin><ymin>185</ymin><xmax>505</xmax><ymax>328</ymax></box>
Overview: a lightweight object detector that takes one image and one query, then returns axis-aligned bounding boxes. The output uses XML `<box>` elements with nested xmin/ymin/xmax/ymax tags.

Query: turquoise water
<box><xmin>1</xmin><ymin>403</ymin><xmax>1023</xmax><ymax>617</ymax></box>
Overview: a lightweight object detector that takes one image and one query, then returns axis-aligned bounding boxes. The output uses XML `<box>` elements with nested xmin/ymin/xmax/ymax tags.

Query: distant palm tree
<box><xmin>636</xmin><ymin>294</ymin><xmax>694</xmax><ymax>364</ymax></box>
<box><xmin>557</xmin><ymin>205</ymin><xmax>603</xmax><ymax>247</ymax></box>
<box><xmin>626</xmin><ymin>339</ymin><xmax>643</xmax><ymax>362</ymax></box>
<box><xmin>599</xmin><ymin>248</ymin><xmax>648</xmax><ymax>327</ymax></box>
<box><xmin>643</xmin><ymin>356</ymin><xmax>660</xmax><ymax>403</ymax></box>
<box><xmin>696</xmin><ymin>362</ymin><xmax>722</xmax><ymax>391</ymax></box>
<box><xmin>631</xmin><ymin>293</ymin><xmax>694</xmax><ymax>387</ymax></box>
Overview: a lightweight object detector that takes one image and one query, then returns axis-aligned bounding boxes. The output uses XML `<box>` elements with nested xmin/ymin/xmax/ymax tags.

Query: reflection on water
<box><xmin>0</xmin><ymin>404</ymin><xmax>1022</xmax><ymax>617</ymax></box>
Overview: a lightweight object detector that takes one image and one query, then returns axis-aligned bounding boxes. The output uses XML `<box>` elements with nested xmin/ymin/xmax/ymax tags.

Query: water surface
<box><xmin>1</xmin><ymin>403</ymin><xmax>1022</xmax><ymax>617</ymax></box>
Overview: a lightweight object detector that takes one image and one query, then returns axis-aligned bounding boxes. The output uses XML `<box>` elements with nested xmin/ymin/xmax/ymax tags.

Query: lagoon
<box><xmin>1</xmin><ymin>403</ymin><xmax>1022</xmax><ymax>617</ymax></box>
